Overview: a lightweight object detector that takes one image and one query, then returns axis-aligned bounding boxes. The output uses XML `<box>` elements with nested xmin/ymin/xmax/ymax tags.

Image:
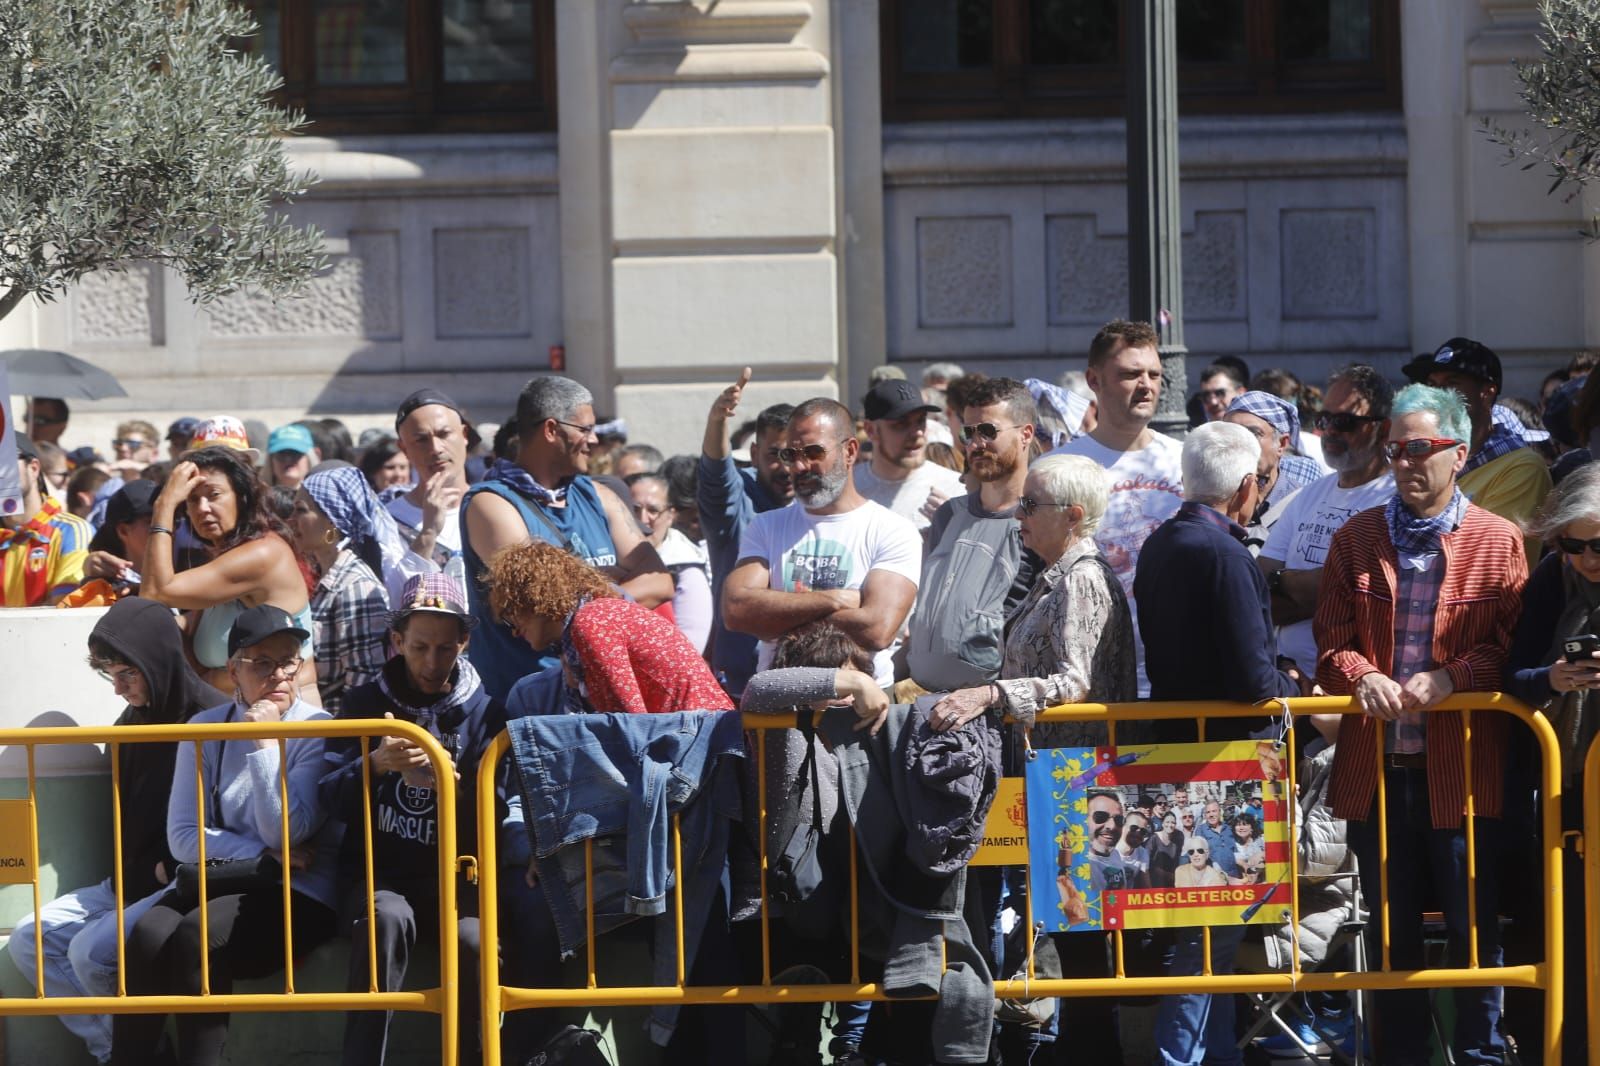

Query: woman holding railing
<box><xmin>110</xmin><ymin>605</ymin><xmax>339</xmax><ymax>1066</ymax></box>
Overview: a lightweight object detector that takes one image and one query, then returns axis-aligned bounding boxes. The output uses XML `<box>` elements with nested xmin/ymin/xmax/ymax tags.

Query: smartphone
<box><xmin>1564</xmin><ymin>634</ymin><xmax>1600</xmax><ymax>663</ymax></box>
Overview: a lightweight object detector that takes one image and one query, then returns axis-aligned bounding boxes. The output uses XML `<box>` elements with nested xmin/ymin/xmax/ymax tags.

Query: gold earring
<box><xmin>323</xmin><ymin>529</ymin><xmax>339</xmax><ymax>546</ymax></box>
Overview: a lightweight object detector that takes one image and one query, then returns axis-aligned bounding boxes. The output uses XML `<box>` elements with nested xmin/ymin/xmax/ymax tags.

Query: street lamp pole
<box><xmin>1126</xmin><ymin>0</ymin><xmax>1189</xmax><ymax>439</ymax></box>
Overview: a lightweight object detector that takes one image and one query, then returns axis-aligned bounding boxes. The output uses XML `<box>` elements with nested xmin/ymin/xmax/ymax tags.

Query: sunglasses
<box><xmin>1558</xmin><ymin>536</ymin><xmax>1600</xmax><ymax>556</ymax></box>
<box><xmin>1089</xmin><ymin>810</ymin><xmax>1125</xmax><ymax>828</ymax></box>
<box><xmin>1314</xmin><ymin>410</ymin><xmax>1383</xmax><ymax>434</ymax></box>
<box><xmin>112</xmin><ymin>438</ymin><xmax>151</xmax><ymax>449</ymax></box>
<box><xmin>1185</xmin><ymin>846</ymin><xmax>1210</xmax><ymax>855</ymax></box>
<box><xmin>1017</xmin><ymin>496</ymin><xmax>1074</xmax><ymax>517</ymax></box>
<box><xmin>961</xmin><ymin>421</ymin><xmax>1019</xmax><ymax>443</ymax></box>
<box><xmin>1124</xmin><ymin>823</ymin><xmax>1150</xmax><ymax>837</ymax></box>
<box><xmin>1383</xmin><ymin>437</ymin><xmax>1461</xmax><ymax>463</ymax></box>
<box><xmin>777</xmin><ymin>442</ymin><xmax>834</xmax><ymax>465</ymax></box>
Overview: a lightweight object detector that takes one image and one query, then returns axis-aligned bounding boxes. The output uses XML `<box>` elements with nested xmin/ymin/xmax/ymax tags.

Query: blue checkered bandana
<box><xmin>1226</xmin><ymin>390</ymin><xmax>1301</xmax><ymax>452</ymax></box>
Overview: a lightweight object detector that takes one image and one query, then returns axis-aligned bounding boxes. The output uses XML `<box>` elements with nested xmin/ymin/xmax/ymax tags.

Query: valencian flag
<box><xmin>1026</xmin><ymin>740</ymin><xmax>1292</xmax><ymax>932</ymax></box>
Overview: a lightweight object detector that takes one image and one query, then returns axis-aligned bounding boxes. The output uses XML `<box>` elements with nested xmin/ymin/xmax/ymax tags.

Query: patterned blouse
<box><xmin>994</xmin><ymin>536</ymin><xmax>1141</xmax><ymax>749</ymax></box>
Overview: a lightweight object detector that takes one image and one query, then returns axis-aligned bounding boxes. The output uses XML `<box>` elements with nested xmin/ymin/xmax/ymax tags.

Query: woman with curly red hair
<box><xmin>485</xmin><ymin>541</ymin><xmax>731</xmax><ymax>714</ymax></box>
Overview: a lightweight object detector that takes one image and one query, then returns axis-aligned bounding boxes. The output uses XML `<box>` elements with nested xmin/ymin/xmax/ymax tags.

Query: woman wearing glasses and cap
<box><xmin>111</xmin><ymin>605</ymin><xmax>339</xmax><ymax>1066</ymax></box>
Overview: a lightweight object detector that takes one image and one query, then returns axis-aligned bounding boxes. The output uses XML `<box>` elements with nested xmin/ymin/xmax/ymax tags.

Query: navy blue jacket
<box><xmin>1133</xmin><ymin>501</ymin><xmax>1298</xmax><ymax>740</ymax></box>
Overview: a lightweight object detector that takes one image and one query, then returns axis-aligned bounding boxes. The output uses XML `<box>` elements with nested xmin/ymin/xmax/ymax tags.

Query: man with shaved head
<box><xmin>722</xmin><ymin>397</ymin><xmax>923</xmax><ymax>686</ymax></box>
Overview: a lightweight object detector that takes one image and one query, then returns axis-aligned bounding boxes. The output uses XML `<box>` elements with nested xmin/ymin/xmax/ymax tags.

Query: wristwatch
<box><xmin>1267</xmin><ymin>568</ymin><xmax>1286</xmax><ymax>594</ymax></box>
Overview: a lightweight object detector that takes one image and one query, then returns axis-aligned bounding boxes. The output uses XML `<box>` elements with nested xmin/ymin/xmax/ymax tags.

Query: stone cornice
<box><xmin>284</xmin><ymin>133</ymin><xmax>560</xmax><ymax>196</ymax></box>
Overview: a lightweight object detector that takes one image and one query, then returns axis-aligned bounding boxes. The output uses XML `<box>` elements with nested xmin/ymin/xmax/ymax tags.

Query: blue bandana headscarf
<box><xmin>302</xmin><ymin>466</ymin><xmax>409</xmax><ymax>584</ymax></box>
<box><xmin>1226</xmin><ymin>391</ymin><xmax>1301</xmax><ymax>452</ymax></box>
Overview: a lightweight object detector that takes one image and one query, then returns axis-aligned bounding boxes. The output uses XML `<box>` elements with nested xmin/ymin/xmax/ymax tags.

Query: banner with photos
<box><xmin>1026</xmin><ymin>740</ymin><xmax>1292</xmax><ymax>932</ymax></box>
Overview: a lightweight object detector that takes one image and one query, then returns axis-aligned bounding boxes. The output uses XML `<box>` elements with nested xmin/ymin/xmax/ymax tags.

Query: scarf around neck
<box><xmin>1384</xmin><ymin>488</ymin><xmax>1466</xmax><ymax>556</ymax></box>
<box><xmin>488</xmin><ymin>458</ymin><xmax>567</xmax><ymax>506</ymax></box>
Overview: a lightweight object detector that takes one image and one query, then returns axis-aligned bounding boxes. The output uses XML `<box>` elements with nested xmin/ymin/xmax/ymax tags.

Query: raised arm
<box><xmin>596</xmin><ymin>483</ymin><xmax>673</xmax><ymax>608</ymax></box>
<box><xmin>702</xmin><ymin>367</ymin><xmax>751</xmax><ymax>462</ymax></box>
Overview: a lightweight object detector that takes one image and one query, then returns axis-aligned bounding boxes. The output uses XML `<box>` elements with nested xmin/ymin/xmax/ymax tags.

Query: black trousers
<box><xmin>111</xmin><ymin>888</ymin><xmax>337</xmax><ymax>1066</ymax></box>
<box><xmin>340</xmin><ymin>879</ymin><xmax>482</xmax><ymax>1066</ymax></box>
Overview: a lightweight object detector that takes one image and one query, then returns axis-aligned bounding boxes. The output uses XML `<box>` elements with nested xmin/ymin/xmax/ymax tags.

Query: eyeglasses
<box><xmin>777</xmin><ymin>443</ymin><xmax>834</xmax><ymax>466</ymax></box>
<box><xmin>96</xmin><ymin>666</ymin><xmax>141</xmax><ymax>687</ymax></box>
<box><xmin>1383</xmin><ymin>437</ymin><xmax>1461</xmax><ymax>463</ymax></box>
<box><xmin>1185</xmin><ymin>846</ymin><xmax>1210</xmax><ymax>855</ymax></box>
<box><xmin>551</xmin><ymin>419</ymin><xmax>597</xmax><ymax>438</ymax></box>
<box><xmin>236</xmin><ymin>655</ymin><xmax>303</xmax><ymax>679</ymax></box>
<box><xmin>1016</xmin><ymin>496</ymin><xmax>1074</xmax><ymax>517</ymax></box>
<box><xmin>111</xmin><ymin>438</ymin><xmax>151</xmax><ymax>450</ymax></box>
<box><xmin>1558</xmin><ymin>536</ymin><xmax>1600</xmax><ymax>556</ymax></box>
<box><xmin>961</xmin><ymin>422</ymin><xmax>1020</xmax><ymax>443</ymax></box>
<box><xmin>1314</xmin><ymin>411</ymin><xmax>1383</xmax><ymax>434</ymax></box>
<box><xmin>1089</xmin><ymin>810</ymin><xmax>1125</xmax><ymax>828</ymax></box>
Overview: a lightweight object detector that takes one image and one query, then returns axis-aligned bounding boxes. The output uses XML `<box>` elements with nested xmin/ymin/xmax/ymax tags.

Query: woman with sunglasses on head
<box><xmin>111</xmin><ymin>606</ymin><xmax>339</xmax><ymax>1066</ymax></box>
<box><xmin>140</xmin><ymin>444</ymin><xmax>322</xmax><ymax>704</ymax></box>
<box><xmin>1505</xmin><ymin>460</ymin><xmax>1600</xmax><ymax>1062</ymax></box>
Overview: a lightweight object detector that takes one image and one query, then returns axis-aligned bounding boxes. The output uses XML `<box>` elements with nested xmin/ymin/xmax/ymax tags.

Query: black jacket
<box><xmin>90</xmin><ymin>597</ymin><xmax>225</xmax><ymax>899</ymax></box>
<box><xmin>1134</xmin><ymin>502</ymin><xmax>1298</xmax><ymax>740</ymax></box>
<box><xmin>319</xmin><ymin>656</ymin><xmax>506</xmax><ymax>890</ymax></box>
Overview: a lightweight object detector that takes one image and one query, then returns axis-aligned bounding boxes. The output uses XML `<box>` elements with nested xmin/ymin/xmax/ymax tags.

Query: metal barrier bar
<box><xmin>476</xmin><ymin>693</ymin><xmax>1562</xmax><ymax>1065</ymax></box>
<box><xmin>1585</xmin><ymin>738</ymin><xmax>1600</xmax><ymax>1066</ymax></box>
<box><xmin>0</xmin><ymin>718</ymin><xmax>460</xmax><ymax>1066</ymax></box>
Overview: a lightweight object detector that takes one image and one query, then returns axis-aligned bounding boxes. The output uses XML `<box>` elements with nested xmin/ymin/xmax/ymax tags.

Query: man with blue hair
<box><xmin>1403</xmin><ymin>337</ymin><xmax>1551</xmax><ymax>567</ymax></box>
<box><xmin>1315</xmin><ymin>383</ymin><xmax>1526</xmax><ymax>1065</ymax></box>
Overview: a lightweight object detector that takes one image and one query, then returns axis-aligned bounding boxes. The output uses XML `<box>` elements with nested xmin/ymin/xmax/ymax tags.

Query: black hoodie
<box><xmin>90</xmin><ymin>597</ymin><xmax>226</xmax><ymax>899</ymax></box>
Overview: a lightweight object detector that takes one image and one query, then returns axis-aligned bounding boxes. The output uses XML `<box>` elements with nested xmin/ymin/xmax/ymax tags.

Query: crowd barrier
<box><xmin>0</xmin><ymin>718</ymin><xmax>464</xmax><ymax>1066</ymax></box>
<box><xmin>1584</xmin><ymin>737</ymin><xmax>1600</xmax><ymax>1066</ymax></box>
<box><xmin>0</xmin><ymin>696</ymin><xmax>1566</xmax><ymax>1066</ymax></box>
<box><xmin>474</xmin><ymin>692</ymin><xmax>1565</xmax><ymax>1066</ymax></box>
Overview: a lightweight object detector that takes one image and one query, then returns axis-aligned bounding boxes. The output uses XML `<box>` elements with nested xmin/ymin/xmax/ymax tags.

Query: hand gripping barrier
<box><xmin>477</xmin><ymin>693</ymin><xmax>1564</xmax><ymax>1066</ymax></box>
<box><xmin>1</xmin><ymin>718</ymin><xmax>463</xmax><ymax>1066</ymax></box>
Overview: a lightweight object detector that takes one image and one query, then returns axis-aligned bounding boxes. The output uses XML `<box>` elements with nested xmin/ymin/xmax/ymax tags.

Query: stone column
<box><xmin>558</xmin><ymin>0</ymin><xmax>848</xmax><ymax>453</ymax></box>
<box><xmin>1126</xmin><ymin>0</ymin><xmax>1188</xmax><ymax>438</ymax></box>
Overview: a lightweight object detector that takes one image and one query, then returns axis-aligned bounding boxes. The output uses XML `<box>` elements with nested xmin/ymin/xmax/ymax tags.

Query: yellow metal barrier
<box><xmin>1585</xmin><ymin>737</ymin><xmax>1600</xmax><ymax>1066</ymax></box>
<box><xmin>477</xmin><ymin>692</ymin><xmax>1563</xmax><ymax>1066</ymax></box>
<box><xmin>0</xmin><ymin>718</ymin><xmax>462</xmax><ymax>1065</ymax></box>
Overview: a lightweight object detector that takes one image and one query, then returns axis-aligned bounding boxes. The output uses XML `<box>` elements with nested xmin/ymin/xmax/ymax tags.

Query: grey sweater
<box><xmin>739</xmin><ymin>667</ymin><xmax>849</xmax><ymax>861</ymax></box>
<box><xmin>166</xmin><ymin>699</ymin><xmax>341</xmax><ymax>909</ymax></box>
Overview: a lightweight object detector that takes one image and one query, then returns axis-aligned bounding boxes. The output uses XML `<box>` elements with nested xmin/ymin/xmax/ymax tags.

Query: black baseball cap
<box><xmin>12</xmin><ymin>432</ymin><xmax>38</xmax><ymax>461</ymax></box>
<box><xmin>394</xmin><ymin>388</ymin><xmax>481</xmax><ymax>449</ymax></box>
<box><xmin>227</xmin><ymin>604</ymin><xmax>311</xmax><ymax>658</ymax></box>
<box><xmin>862</xmin><ymin>378</ymin><xmax>941</xmax><ymax>422</ymax></box>
<box><xmin>89</xmin><ymin>480</ymin><xmax>158</xmax><ymax>555</ymax></box>
<box><xmin>1545</xmin><ymin>375</ymin><xmax>1586</xmax><ymax>449</ymax></box>
<box><xmin>1402</xmin><ymin>337</ymin><xmax>1503</xmax><ymax>392</ymax></box>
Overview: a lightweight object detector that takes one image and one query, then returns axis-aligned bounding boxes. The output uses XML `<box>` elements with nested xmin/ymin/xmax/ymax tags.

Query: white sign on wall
<box><xmin>0</xmin><ymin>365</ymin><xmax>19</xmax><ymax>518</ymax></box>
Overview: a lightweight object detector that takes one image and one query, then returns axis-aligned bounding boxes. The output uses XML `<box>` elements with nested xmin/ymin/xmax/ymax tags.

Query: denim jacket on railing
<box><xmin>506</xmin><ymin>710</ymin><xmax>745</xmax><ymax>1043</ymax></box>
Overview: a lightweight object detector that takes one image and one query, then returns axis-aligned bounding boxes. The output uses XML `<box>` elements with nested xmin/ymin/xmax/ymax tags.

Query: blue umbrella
<box><xmin>0</xmin><ymin>349</ymin><xmax>127</xmax><ymax>400</ymax></box>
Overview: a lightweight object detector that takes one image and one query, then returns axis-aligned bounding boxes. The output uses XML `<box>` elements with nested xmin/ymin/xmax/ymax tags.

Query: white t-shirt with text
<box><xmin>853</xmin><ymin>461</ymin><xmax>968</xmax><ymax>531</ymax></box>
<box><xmin>1049</xmin><ymin>431</ymin><xmax>1185</xmax><ymax>696</ymax></box>
<box><xmin>1259</xmin><ymin>471</ymin><xmax>1395</xmax><ymax>672</ymax></box>
<box><xmin>737</xmin><ymin>499</ymin><xmax>923</xmax><ymax>685</ymax></box>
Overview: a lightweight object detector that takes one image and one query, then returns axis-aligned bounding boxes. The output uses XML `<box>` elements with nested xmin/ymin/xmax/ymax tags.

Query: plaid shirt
<box><xmin>310</xmin><ymin>550</ymin><xmax>391</xmax><ymax>716</ymax></box>
<box><xmin>1389</xmin><ymin>556</ymin><xmax>1444</xmax><ymax>753</ymax></box>
<box><xmin>1276</xmin><ymin>453</ymin><xmax>1325</xmax><ymax>499</ymax></box>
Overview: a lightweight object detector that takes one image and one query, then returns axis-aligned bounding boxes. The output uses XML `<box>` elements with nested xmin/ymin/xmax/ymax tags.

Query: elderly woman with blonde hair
<box><xmin>927</xmin><ymin>453</ymin><xmax>1137</xmax><ymax>740</ymax></box>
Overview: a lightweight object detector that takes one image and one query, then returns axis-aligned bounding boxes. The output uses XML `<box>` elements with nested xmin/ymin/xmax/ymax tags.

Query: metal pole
<box><xmin>1126</xmin><ymin>0</ymin><xmax>1190</xmax><ymax>439</ymax></box>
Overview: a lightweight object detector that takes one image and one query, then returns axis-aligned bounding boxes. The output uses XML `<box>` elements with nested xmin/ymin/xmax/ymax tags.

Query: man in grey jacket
<box><xmin>908</xmin><ymin>377</ymin><xmax>1040</xmax><ymax>692</ymax></box>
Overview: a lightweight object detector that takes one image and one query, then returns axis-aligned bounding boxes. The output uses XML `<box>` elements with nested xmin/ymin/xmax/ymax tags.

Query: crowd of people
<box><xmin>2</xmin><ymin>321</ymin><xmax>1598</xmax><ymax>1065</ymax></box>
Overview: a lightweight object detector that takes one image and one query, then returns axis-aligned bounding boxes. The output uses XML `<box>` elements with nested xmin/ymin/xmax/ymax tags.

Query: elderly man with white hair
<box><xmin>1134</xmin><ymin>420</ymin><xmax>1306</xmax><ymax>1066</ymax></box>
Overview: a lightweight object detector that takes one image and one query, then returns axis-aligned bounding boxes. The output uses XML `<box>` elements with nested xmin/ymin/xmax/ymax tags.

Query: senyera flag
<box><xmin>1027</xmin><ymin>740</ymin><xmax>1292</xmax><ymax>932</ymax></box>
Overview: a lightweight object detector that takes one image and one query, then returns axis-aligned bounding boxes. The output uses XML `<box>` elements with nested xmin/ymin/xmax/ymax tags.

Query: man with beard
<box><xmin>1085</xmin><ymin>790</ymin><xmax>1134</xmax><ymax>894</ymax></box>
<box><xmin>906</xmin><ymin>377</ymin><xmax>1039</xmax><ymax>691</ymax></box>
<box><xmin>698</xmin><ymin>367</ymin><xmax>797</xmax><ymax>696</ymax></box>
<box><xmin>1260</xmin><ymin>364</ymin><xmax>1395</xmax><ymax>679</ymax></box>
<box><xmin>723</xmin><ymin>398</ymin><xmax>922</xmax><ymax>686</ymax></box>
<box><xmin>462</xmin><ymin>375</ymin><xmax>671</xmax><ymax>699</ymax></box>
<box><xmin>852</xmin><ymin>378</ymin><xmax>966</xmax><ymax>531</ymax></box>
<box><xmin>1050</xmin><ymin>320</ymin><xmax>1184</xmax><ymax>696</ymax></box>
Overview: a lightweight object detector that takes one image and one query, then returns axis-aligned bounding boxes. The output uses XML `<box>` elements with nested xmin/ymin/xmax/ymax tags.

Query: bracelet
<box><xmin>147</xmin><ymin>524</ymin><xmax>173</xmax><ymax>537</ymax></box>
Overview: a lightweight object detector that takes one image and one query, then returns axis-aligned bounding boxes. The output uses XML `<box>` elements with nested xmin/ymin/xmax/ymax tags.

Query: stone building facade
<box><xmin>2</xmin><ymin>0</ymin><xmax>1592</xmax><ymax>456</ymax></box>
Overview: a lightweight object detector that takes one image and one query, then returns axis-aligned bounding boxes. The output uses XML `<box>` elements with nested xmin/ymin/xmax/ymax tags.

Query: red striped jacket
<box><xmin>1314</xmin><ymin>502</ymin><xmax>1527</xmax><ymax>828</ymax></box>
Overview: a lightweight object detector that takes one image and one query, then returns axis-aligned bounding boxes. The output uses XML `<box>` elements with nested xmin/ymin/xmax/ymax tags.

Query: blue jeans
<box><xmin>1154</xmin><ymin>924</ymin><xmax>1247</xmax><ymax>1066</ymax></box>
<box><xmin>8</xmin><ymin>878</ymin><xmax>163</xmax><ymax>1064</ymax></box>
<box><xmin>1347</xmin><ymin>767</ymin><xmax>1505</xmax><ymax>1066</ymax></box>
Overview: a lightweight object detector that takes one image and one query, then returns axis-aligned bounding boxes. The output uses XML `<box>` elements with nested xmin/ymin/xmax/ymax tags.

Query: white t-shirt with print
<box><xmin>1260</xmin><ymin>470</ymin><xmax>1395</xmax><ymax>673</ymax></box>
<box><xmin>1049</xmin><ymin>431</ymin><xmax>1185</xmax><ymax>697</ymax></box>
<box><xmin>737</xmin><ymin>499</ymin><xmax>923</xmax><ymax>685</ymax></box>
<box><xmin>853</xmin><ymin>461</ymin><xmax>967</xmax><ymax>531</ymax></box>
